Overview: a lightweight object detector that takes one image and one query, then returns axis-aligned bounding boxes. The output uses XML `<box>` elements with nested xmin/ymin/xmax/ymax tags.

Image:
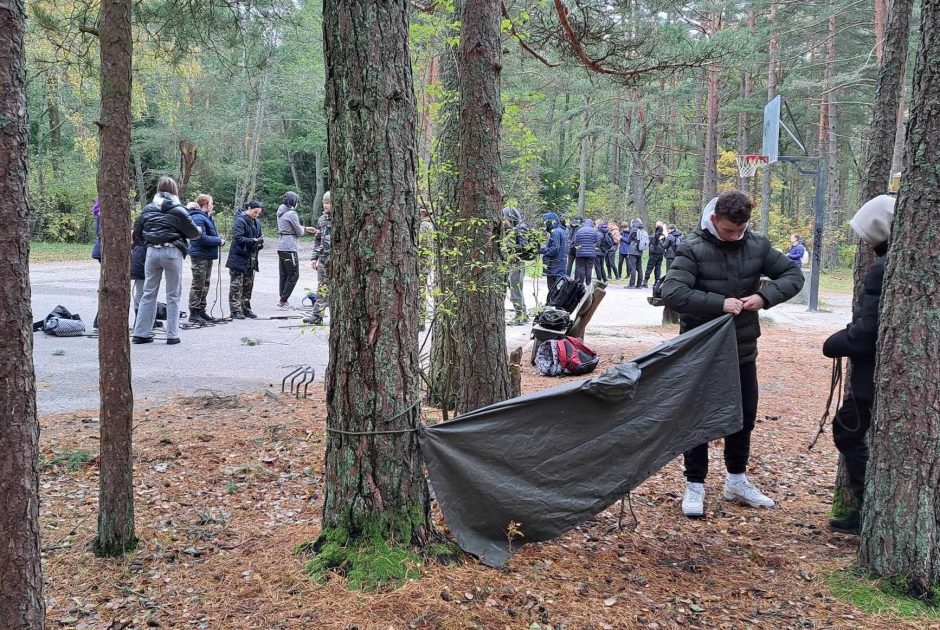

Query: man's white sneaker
<box><xmin>724</xmin><ymin>477</ymin><xmax>775</xmax><ymax>508</ymax></box>
<box><xmin>682</xmin><ymin>482</ymin><xmax>705</xmax><ymax>518</ymax></box>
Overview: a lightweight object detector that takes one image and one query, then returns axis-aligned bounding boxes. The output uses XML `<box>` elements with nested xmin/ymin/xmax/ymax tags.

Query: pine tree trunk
<box><xmin>94</xmin><ymin>0</ymin><xmax>137</xmax><ymax>557</ymax></box>
<box><xmin>760</xmin><ymin>3</ymin><xmax>778</xmax><ymax>232</ymax></box>
<box><xmin>577</xmin><ymin>95</ymin><xmax>590</xmax><ymax>216</ymax></box>
<box><xmin>453</xmin><ymin>0</ymin><xmax>512</xmax><ymax>414</ymax></box>
<box><xmin>824</xmin><ymin>13</ymin><xmax>841</xmax><ymax>270</ymax></box>
<box><xmin>858</xmin><ymin>0</ymin><xmax>940</xmax><ymax>592</ymax></box>
<box><xmin>428</xmin><ymin>0</ymin><xmax>462</xmax><ymax>412</ymax></box>
<box><xmin>319</xmin><ymin>0</ymin><xmax>431</xmax><ymax>546</ymax></box>
<box><xmin>737</xmin><ymin>13</ymin><xmax>755</xmax><ymax>191</ymax></box>
<box><xmin>701</xmin><ymin>12</ymin><xmax>721</xmax><ymax>207</ymax></box>
<box><xmin>178</xmin><ymin>139</ymin><xmax>198</xmax><ymax>202</ymax></box>
<box><xmin>611</xmin><ymin>91</ymin><xmax>621</xmax><ymax>185</ymax></box>
<box><xmin>313</xmin><ymin>148</ymin><xmax>325</xmax><ymax>222</ymax></box>
<box><xmin>0</xmin><ymin>0</ymin><xmax>45</xmax><ymax>623</ymax></box>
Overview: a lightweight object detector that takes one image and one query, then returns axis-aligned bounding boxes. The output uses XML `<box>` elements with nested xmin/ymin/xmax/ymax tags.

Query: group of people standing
<box><xmin>536</xmin><ymin>213</ymin><xmax>685</xmax><ymax>290</ymax></box>
<box><xmin>93</xmin><ymin>176</ymin><xmax>333</xmax><ymax>345</ymax></box>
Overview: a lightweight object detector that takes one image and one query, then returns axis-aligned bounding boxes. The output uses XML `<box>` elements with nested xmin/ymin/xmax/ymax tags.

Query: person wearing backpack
<box><xmin>573</xmin><ymin>219</ymin><xmax>601</xmax><ymax>285</ymax></box>
<box><xmin>503</xmin><ymin>206</ymin><xmax>529</xmax><ymax>326</ymax></box>
<box><xmin>594</xmin><ymin>221</ymin><xmax>614</xmax><ymax>283</ymax></box>
<box><xmin>607</xmin><ymin>220</ymin><xmax>621</xmax><ymax>279</ymax></box>
<box><xmin>661</xmin><ymin>190</ymin><xmax>804</xmax><ymax>518</ymax></box>
<box><xmin>565</xmin><ymin>215</ymin><xmax>583</xmax><ymax>277</ymax></box>
<box><xmin>787</xmin><ymin>234</ymin><xmax>807</xmax><ymax>268</ymax></box>
<box><xmin>625</xmin><ymin>218</ymin><xmax>647</xmax><ymax>288</ymax></box>
<box><xmin>539</xmin><ymin>212</ymin><xmax>568</xmax><ymax>292</ymax></box>
<box><xmin>643</xmin><ymin>222</ymin><xmax>666</xmax><ymax>288</ymax></box>
<box><xmin>663</xmin><ymin>225</ymin><xmax>684</xmax><ymax>270</ymax></box>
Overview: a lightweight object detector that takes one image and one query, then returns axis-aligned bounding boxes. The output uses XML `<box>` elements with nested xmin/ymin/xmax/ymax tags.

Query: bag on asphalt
<box><xmin>34</xmin><ymin>305</ymin><xmax>86</xmax><ymax>337</ymax></box>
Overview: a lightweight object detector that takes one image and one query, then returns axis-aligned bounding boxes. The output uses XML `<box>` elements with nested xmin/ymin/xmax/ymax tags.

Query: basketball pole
<box><xmin>778</xmin><ymin>155</ymin><xmax>826</xmax><ymax>312</ymax></box>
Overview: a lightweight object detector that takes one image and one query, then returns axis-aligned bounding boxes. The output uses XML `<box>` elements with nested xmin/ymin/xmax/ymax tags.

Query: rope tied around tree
<box><xmin>325</xmin><ymin>399</ymin><xmax>423</xmax><ymax>436</ymax></box>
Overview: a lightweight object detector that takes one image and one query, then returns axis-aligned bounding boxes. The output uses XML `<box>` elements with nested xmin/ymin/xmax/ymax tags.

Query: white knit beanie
<box><xmin>322</xmin><ymin>191</ymin><xmax>331</xmax><ymax>204</ymax></box>
<box><xmin>850</xmin><ymin>195</ymin><xmax>895</xmax><ymax>246</ymax></box>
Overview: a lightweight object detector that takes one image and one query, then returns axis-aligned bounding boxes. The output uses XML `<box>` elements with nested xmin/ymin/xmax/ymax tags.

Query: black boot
<box><xmin>189</xmin><ymin>309</ymin><xmax>206</xmax><ymax>325</ymax></box>
<box><xmin>829</xmin><ymin>512</ymin><xmax>861</xmax><ymax>535</ymax></box>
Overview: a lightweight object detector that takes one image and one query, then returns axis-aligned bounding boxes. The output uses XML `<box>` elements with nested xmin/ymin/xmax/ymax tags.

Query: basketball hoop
<box><xmin>735</xmin><ymin>154</ymin><xmax>768</xmax><ymax>179</ymax></box>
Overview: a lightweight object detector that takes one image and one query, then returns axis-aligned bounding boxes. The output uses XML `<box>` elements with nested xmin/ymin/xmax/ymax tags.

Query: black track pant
<box><xmin>644</xmin><ymin>254</ymin><xmax>664</xmax><ymax>286</ymax></box>
<box><xmin>832</xmin><ymin>395</ymin><xmax>873</xmax><ymax>510</ymax></box>
<box><xmin>594</xmin><ymin>255</ymin><xmax>607</xmax><ymax>283</ymax></box>
<box><xmin>278</xmin><ymin>251</ymin><xmax>300</xmax><ymax>303</ymax></box>
<box><xmin>574</xmin><ymin>257</ymin><xmax>594</xmax><ymax>285</ymax></box>
<box><xmin>684</xmin><ymin>361</ymin><xmax>759</xmax><ymax>483</ymax></box>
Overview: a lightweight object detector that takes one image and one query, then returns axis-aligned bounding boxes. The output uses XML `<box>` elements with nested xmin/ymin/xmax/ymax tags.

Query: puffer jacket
<box><xmin>574</xmin><ymin>220</ymin><xmax>601</xmax><ymax>258</ymax></box>
<box><xmin>225</xmin><ymin>211</ymin><xmax>263</xmax><ymax>274</ymax></box>
<box><xmin>624</xmin><ymin>220</ymin><xmax>646</xmax><ymax>257</ymax></box>
<box><xmin>133</xmin><ymin>193</ymin><xmax>201</xmax><ymax>256</ymax></box>
<box><xmin>822</xmin><ymin>253</ymin><xmax>886</xmax><ymax>401</ymax></box>
<box><xmin>131</xmin><ymin>234</ymin><xmax>146</xmax><ymax>281</ymax></box>
<box><xmin>597</xmin><ymin>224</ymin><xmax>615</xmax><ymax>254</ymax></box>
<box><xmin>649</xmin><ymin>227</ymin><xmax>666</xmax><ymax>257</ymax></box>
<box><xmin>664</xmin><ymin>229</ymin><xmax>684</xmax><ymax>260</ymax></box>
<box><xmin>188</xmin><ymin>209</ymin><xmax>223</xmax><ymax>260</ymax></box>
<box><xmin>661</xmin><ymin>228</ymin><xmax>804</xmax><ymax>363</ymax></box>
<box><xmin>539</xmin><ymin>213</ymin><xmax>568</xmax><ymax>276</ymax></box>
<box><xmin>787</xmin><ymin>242</ymin><xmax>806</xmax><ymax>267</ymax></box>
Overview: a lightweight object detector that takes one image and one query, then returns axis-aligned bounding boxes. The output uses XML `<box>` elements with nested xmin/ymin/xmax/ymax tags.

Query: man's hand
<box><xmin>219</xmin><ymin>238</ymin><xmax>226</xmax><ymax>247</ymax></box>
<box><xmin>305</xmin><ymin>226</ymin><xmax>317</xmax><ymax>234</ymax></box>
<box><xmin>311</xmin><ymin>260</ymin><xmax>318</xmax><ymax>270</ymax></box>
<box><xmin>723</xmin><ymin>298</ymin><xmax>744</xmax><ymax>315</ymax></box>
<box><xmin>740</xmin><ymin>295</ymin><xmax>765</xmax><ymax>312</ymax></box>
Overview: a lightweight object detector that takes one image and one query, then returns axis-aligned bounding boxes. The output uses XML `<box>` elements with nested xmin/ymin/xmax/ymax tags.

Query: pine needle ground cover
<box><xmin>38</xmin><ymin>327</ymin><xmax>933</xmax><ymax>629</ymax></box>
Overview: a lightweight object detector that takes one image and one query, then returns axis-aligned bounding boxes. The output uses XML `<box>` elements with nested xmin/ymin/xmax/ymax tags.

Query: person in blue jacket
<box><xmin>573</xmin><ymin>218</ymin><xmax>601</xmax><ymax>285</ymax></box>
<box><xmin>187</xmin><ymin>194</ymin><xmax>225</xmax><ymax>324</ymax></box>
<box><xmin>787</xmin><ymin>234</ymin><xmax>806</xmax><ymax>268</ymax></box>
<box><xmin>539</xmin><ymin>212</ymin><xmax>568</xmax><ymax>292</ymax></box>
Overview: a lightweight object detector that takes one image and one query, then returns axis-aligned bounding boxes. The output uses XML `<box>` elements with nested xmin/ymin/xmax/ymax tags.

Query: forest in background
<box><xmin>25</xmin><ymin>0</ymin><xmax>913</xmax><ymax>269</ymax></box>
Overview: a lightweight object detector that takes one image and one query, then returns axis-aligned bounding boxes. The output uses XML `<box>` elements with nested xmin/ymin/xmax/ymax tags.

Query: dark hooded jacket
<box><xmin>822</xmin><ymin>249</ymin><xmax>887</xmax><ymax>401</ymax></box>
<box><xmin>131</xmin><ymin>233</ymin><xmax>146</xmax><ymax>281</ymax></box>
<box><xmin>132</xmin><ymin>192</ymin><xmax>201</xmax><ymax>256</ymax></box>
<box><xmin>661</xmin><ymin>228</ymin><xmax>804</xmax><ymax>363</ymax></box>
<box><xmin>649</xmin><ymin>226</ymin><xmax>666</xmax><ymax>257</ymax></box>
<box><xmin>188</xmin><ymin>208</ymin><xmax>223</xmax><ymax>260</ymax></box>
<box><xmin>540</xmin><ymin>213</ymin><xmax>568</xmax><ymax>276</ymax></box>
<box><xmin>664</xmin><ymin>228</ymin><xmax>684</xmax><ymax>260</ymax></box>
<box><xmin>225</xmin><ymin>210</ymin><xmax>263</xmax><ymax>274</ymax></box>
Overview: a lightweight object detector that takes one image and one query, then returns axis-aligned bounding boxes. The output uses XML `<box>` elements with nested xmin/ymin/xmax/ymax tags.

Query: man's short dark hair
<box><xmin>714</xmin><ymin>190</ymin><xmax>754</xmax><ymax>224</ymax></box>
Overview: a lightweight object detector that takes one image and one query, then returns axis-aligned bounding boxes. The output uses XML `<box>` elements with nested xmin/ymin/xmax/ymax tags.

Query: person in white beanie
<box><xmin>822</xmin><ymin>193</ymin><xmax>895</xmax><ymax>535</ymax></box>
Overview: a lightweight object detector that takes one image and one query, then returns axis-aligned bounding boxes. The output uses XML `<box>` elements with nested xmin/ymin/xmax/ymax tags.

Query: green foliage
<box><xmin>30</xmin><ymin>242</ymin><xmax>92</xmax><ymax>263</ymax></box>
<box><xmin>303</xmin><ymin>529</ymin><xmax>422</xmax><ymax>592</ymax></box>
<box><xmin>42</xmin><ymin>448</ymin><xmax>95</xmax><ymax>472</ymax></box>
<box><xmin>29</xmin><ymin>156</ymin><xmax>98</xmax><ymax>243</ymax></box>
<box><xmin>827</xmin><ymin>568</ymin><xmax>940</xmax><ymax>618</ymax></box>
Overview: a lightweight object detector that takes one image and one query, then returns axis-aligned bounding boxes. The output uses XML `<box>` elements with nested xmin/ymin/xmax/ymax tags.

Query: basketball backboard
<box><xmin>762</xmin><ymin>95</ymin><xmax>781</xmax><ymax>164</ymax></box>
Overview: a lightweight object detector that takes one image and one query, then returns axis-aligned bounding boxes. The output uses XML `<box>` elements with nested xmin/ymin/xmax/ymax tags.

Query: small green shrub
<box><xmin>42</xmin><ymin>448</ymin><xmax>95</xmax><ymax>471</ymax></box>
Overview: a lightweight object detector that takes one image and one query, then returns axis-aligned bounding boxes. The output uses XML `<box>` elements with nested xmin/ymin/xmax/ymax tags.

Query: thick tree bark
<box><xmin>858</xmin><ymin>0</ymin><xmax>940</xmax><ymax>592</ymax></box>
<box><xmin>760</xmin><ymin>3</ymin><xmax>778</xmax><ymax>232</ymax></box>
<box><xmin>320</xmin><ymin>0</ymin><xmax>431</xmax><ymax>545</ymax></box>
<box><xmin>625</xmin><ymin>92</ymin><xmax>650</xmax><ymax>224</ymax></box>
<box><xmin>453</xmin><ymin>0</ymin><xmax>512</xmax><ymax>414</ymax></box>
<box><xmin>428</xmin><ymin>0</ymin><xmax>462</xmax><ymax>412</ymax></box>
<box><xmin>0</xmin><ymin>0</ymin><xmax>45</xmax><ymax>624</ymax></box>
<box><xmin>94</xmin><ymin>0</ymin><xmax>136</xmax><ymax>557</ymax></box>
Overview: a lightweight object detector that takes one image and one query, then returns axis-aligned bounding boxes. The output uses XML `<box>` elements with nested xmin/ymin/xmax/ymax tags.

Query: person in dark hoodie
<box><xmin>594</xmin><ymin>221</ymin><xmax>613</xmax><ymax>283</ymax></box>
<box><xmin>131</xmin><ymin>176</ymin><xmax>202</xmax><ymax>344</ymax></box>
<box><xmin>625</xmin><ymin>219</ymin><xmax>647</xmax><ymax>288</ymax></box>
<box><xmin>187</xmin><ymin>194</ymin><xmax>225</xmax><ymax>324</ymax></box>
<box><xmin>573</xmin><ymin>218</ymin><xmax>601</xmax><ymax>285</ymax></box>
<box><xmin>226</xmin><ymin>200</ymin><xmax>264</xmax><ymax>320</ymax></box>
<box><xmin>566</xmin><ymin>215</ymin><xmax>583</xmax><ymax>277</ymax></box>
<box><xmin>539</xmin><ymin>212</ymin><xmax>568</xmax><ymax>291</ymax></box>
<box><xmin>663</xmin><ymin>224</ymin><xmax>683</xmax><ymax>270</ymax></box>
<box><xmin>276</xmin><ymin>191</ymin><xmax>317</xmax><ymax>309</ymax></box>
<box><xmin>643</xmin><ymin>222</ymin><xmax>666</xmax><ymax>288</ymax></box>
<box><xmin>822</xmin><ymin>195</ymin><xmax>895</xmax><ymax>535</ymax></box>
<box><xmin>662</xmin><ymin>190</ymin><xmax>804</xmax><ymax>518</ymax></box>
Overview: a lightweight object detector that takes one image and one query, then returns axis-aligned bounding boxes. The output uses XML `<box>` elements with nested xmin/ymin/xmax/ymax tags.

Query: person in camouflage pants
<box><xmin>225</xmin><ymin>200</ymin><xmax>264</xmax><ymax>319</ymax></box>
<box><xmin>304</xmin><ymin>192</ymin><xmax>332</xmax><ymax>325</ymax></box>
<box><xmin>229</xmin><ymin>269</ymin><xmax>255</xmax><ymax>315</ymax></box>
<box><xmin>187</xmin><ymin>194</ymin><xmax>225</xmax><ymax>323</ymax></box>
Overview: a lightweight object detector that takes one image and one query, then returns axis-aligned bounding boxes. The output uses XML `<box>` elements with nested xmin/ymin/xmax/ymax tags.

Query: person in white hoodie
<box><xmin>275</xmin><ymin>191</ymin><xmax>317</xmax><ymax>308</ymax></box>
<box><xmin>662</xmin><ymin>190</ymin><xmax>804</xmax><ymax>518</ymax></box>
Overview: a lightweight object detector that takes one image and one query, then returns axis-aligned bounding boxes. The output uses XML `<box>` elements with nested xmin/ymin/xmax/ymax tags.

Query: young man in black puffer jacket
<box><xmin>822</xmin><ymin>194</ymin><xmax>895</xmax><ymax>535</ymax></box>
<box><xmin>662</xmin><ymin>190</ymin><xmax>804</xmax><ymax>518</ymax></box>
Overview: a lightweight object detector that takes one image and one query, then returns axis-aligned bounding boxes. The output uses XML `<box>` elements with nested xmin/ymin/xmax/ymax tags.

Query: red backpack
<box><xmin>557</xmin><ymin>337</ymin><xmax>599</xmax><ymax>375</ymax></box>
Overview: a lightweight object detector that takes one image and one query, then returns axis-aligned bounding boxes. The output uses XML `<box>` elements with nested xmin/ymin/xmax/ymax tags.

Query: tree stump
<box><xmin>509</xmin><ymin>346</ymin><xmax>523</xmax><ymax>398</ymax></box>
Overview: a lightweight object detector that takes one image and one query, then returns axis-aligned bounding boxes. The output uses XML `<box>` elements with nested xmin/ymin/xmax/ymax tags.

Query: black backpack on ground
<box><xmin>547</xmin><ymin>278</ymin><xmax>586</xmax><ymax>314</ymax></box>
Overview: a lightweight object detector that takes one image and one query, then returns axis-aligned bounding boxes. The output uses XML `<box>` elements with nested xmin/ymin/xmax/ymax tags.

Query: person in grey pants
<box><xmin>131</xmin><ymin>176</ymin><xmax>201</xmax><ymax>345</ymax></box>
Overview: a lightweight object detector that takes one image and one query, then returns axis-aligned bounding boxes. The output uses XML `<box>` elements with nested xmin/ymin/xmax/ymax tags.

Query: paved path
<box><xmin>30</xmin><ymin>252</ymin><xmax>849</xmax><ymax>415</ymax></box>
